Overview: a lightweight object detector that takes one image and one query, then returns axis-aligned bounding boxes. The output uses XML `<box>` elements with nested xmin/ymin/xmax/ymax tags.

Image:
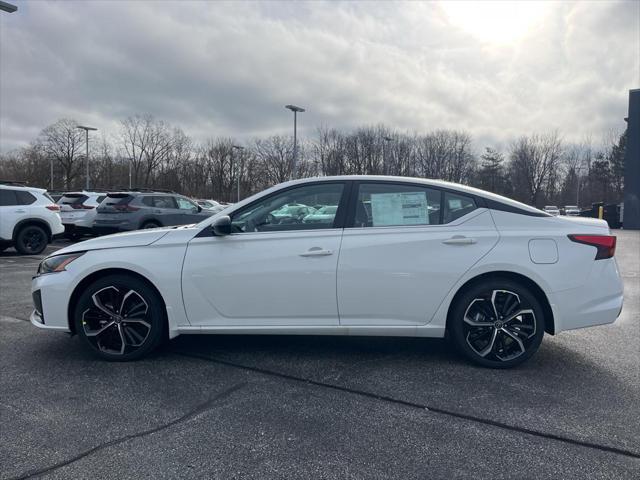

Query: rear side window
<box><xmin>443</xmin><ymin>192</ymin><xmax>476</xmax><ymax>223</ymax></box>
<box><xmin>354</xmin><ymin>183</ymin><xmax>442</xmax><ymax>227</ymax></box>
<box><xmin>96</xmin><ymin>196</ymin><xmax>106</xmax><ymax>204</ymax></box>
<box><xmin>142</xmin><ymin>196</ymin><xmax>155</xmax><ymax>207</ymax></box>
<box><xmin>16</xmin><ymin>191</ymin><xmax>36</xmax><ymax>205</ymax></box>
<box><xmin>0</xmin><ymin>189</ymin><xmax>17</xmax><ymax>206</ymax></box>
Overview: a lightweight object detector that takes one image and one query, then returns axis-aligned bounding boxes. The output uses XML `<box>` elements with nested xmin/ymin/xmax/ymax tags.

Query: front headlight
<box><xmin>37</xmin><ymin>252</ymin><xmax>85</xmax><ymax>275</ymax></box>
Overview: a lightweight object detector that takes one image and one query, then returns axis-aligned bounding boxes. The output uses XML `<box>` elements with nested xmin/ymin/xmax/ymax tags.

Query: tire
<box><xmin>73</xmin><ymin>274</ymin><xmax>166</xmax><ymax>361</ymax></box>
<box><xmin>449</xmin><ymin>278</ymin><xmax>545</xmax><ymax>368</ymax></box>
<box><xmin>141</xmin><ymin>221</ymin><xmax>160</xmax><ymax>229</ymax></box>
<box><xmin>14</xmin><ymin>225</ymin><xmax>48</xmax><ymax>255</ymax></box>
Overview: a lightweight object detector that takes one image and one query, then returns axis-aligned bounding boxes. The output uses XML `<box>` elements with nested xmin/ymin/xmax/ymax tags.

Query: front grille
<box><xmin>32</xmin><ymin>290</ymin><xmax>44</xmax><ymax>322</ymax></box>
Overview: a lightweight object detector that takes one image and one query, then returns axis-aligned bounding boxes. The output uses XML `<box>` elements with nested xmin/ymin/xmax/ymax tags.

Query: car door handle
<box><xmin>13</xmin><ymin>209</ymin><xmax>26</xmax><ymax>213</ymax></box>
<box><xmin>299</xmin><ymin>248</ymin><xmax>333</xmax><ymax>257</ymax></box>
<box><xmin>442</xmin><ymin>236</ymin><xmax>476</xmax><ymax>245</ymax></box>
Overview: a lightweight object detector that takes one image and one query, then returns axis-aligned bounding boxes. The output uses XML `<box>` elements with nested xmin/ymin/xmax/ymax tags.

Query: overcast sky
<box><xmin>1</xmin><ymin>0</ymin><xmax>638</xmax><ymax>153</ymax></box>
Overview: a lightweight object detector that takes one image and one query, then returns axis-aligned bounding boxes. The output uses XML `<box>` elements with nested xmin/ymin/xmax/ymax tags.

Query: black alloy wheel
<box><xmin>450</xmin><ymin>279</ymin><xmax>545</xmax><ymax>368</ymax></box>
<box><xmin>74</xmin><ymin>274</ymin><xmax>166</xmax><ymax>360</ymax></box>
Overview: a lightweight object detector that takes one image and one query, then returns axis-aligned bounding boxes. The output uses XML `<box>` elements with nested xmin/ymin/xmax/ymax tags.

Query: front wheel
<box><xmin>15</xmin><ymin>225</ymin><xmax>48</xmax><ymax>255</ymax></box>
<box><xmin>449</xmin><ymin>279</ymin><xmax>545</xmax><ymax>368</ymax></box>
<box><xmin>74</xmin><ymin>274</ymin><xmax>166</xmax><ymax>361</ymax></box>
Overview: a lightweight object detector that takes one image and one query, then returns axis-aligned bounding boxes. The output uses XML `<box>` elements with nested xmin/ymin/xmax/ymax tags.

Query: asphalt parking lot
<box><xmin>1</xmin><ymin>231</ymin><xmax>639</xmax><ymax>479</ymax></box>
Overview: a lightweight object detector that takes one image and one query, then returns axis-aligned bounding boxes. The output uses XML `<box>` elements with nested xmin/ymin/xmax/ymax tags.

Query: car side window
<box><xmin>443</xmin><ymin>192</ymin><xmax>477</xmax><ymax>223</ymax></box>
<box><xmin>354</xmin><ymin>183</ymin><xmax>441</xmax><ymax>227</ymax></box>
<box><xmin>15</xmin><ymin>191</ymin><xmax>36</xmax><ymax>205</ymax></box>
<box><xmin>231</xmin><ymin>183</ymin><xmax>344</xmax><ymax>233</ymax></box>
<box><xmin>176</xmin><ymin>197</ymin><xmax>197</xmax><ymax>210</ymax></box>
<box><xmin>154</xmin><ymin>196</ymin><xmax>177</xmax><ymax>209</ymax></box>
<box><xmin>0</xmin><ymin>189</ymin><xmax>18</xmax><ymax>206</ymax></box>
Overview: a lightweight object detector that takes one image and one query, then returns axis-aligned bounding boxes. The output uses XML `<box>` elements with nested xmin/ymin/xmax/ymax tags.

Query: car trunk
<box><xmin>97</xmin><ymin>194</ymin><xmax>134</xmax><ymax>214</ymax></box>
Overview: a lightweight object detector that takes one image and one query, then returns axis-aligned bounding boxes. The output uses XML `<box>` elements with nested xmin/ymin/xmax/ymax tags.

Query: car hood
<box><xmin>53</xmin><ymin>227</ymin><xmax>174</xmax><ymax>255</ymax></box>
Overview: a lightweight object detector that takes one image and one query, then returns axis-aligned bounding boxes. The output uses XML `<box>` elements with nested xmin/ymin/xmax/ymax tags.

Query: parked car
<box><xmin>564</xmin><ymin>205</ymin><xmax>580</xmax><ymax>216</ymax></box>
<box><xmin>270</xmin><ymin>203</ymin><xmax>316</xmax><ymax>223</ymax></box>
<box><xmin>543</xmin><ymin>205</ymin><xmax>560</xmax><ymax>215</ymax></box>
<box><xmin>0</xmin><ymin>181</ymin><xmax>64</xmax><ymax>254</ymax></box>
<box><xmin>93</xmin><ymin>191</ymin><xmax>213</xmax><ymax>234</ymax></box>
<box><xmin>58</xmin><ymin>191</ymin><xmax>107</xmax><ymax>238</ymax></box>
<box><xmin>196</xmin><ymin>199</ymin><xmax>227</xmax><ymax>214</ymax></box>
<box><xmin>303</xmin><ymin>205</ymin><xmax>338</xmax><ymax>223</ymax></box>
<box><xmin>32</xmin><ymin>176</ymin><xmax>623</xmax><ymax>367</ymax></box>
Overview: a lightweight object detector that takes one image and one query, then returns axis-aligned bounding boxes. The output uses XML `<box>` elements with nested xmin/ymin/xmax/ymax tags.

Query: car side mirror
<box><xmin>196</xmin><ymin>205</ymin><xmax>202</xmax><ymax>212</ymax></box>
<box><xmin>212</xmin><ymin>215</ymin><xmax>232</xmax><ymax>236</ymax></box>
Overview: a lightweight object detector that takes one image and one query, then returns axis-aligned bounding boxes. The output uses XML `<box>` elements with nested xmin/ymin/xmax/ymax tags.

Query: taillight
<box><xmin>114</xmin><ymin>204</ymin><xmax>139</xmax><ymax>212</ymax></box>
<box><xmin>46</xmin><ymin>204</ymin><xmax>60</xmax><ymax>212</ymax></box>
<box><xmin>568</xmin><ymin>235</ymin><xmax>616</xmax><ymax>260</ymax></box>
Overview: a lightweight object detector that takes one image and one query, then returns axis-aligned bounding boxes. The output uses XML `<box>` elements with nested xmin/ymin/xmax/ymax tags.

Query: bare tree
<box><xmin>37</xmin><ymin>118</ymin><xmax>85</xmax><ymax>189</ymax></box>
<box><xmin>508</xmin><ymin>132</ymin><xmax>563</xmax><ymax>206</ymax></box>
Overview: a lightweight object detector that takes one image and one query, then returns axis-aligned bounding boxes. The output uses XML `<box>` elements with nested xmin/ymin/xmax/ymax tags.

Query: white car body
<box><xmin>0</xmin><ymin>184</ymin><xmax>64</xmax><ymax>253</ymax></box>
<box><xmin>58</xmin><ymin>192</ymin><xmax>107</xmax><ymax>231</ymax></box>
<box><xmin>31</xmin><ymin>176</ymin><xmax>623</xmax><ymax>365</ymax></box>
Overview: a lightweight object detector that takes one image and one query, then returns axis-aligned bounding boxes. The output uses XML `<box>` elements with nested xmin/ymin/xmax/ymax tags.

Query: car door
<box><xmin>337</xmin><ymin>181</ymin><xmax>499</xmax><ymax>326</ymax></box>
<box><xmin>151</xmin><ymin>195</ymin><xmax>179</xmax><ymax>225</ymax></box>
<box><xmin>181</xmin><ymin>182</ymin><xmax>348</xmax><ymax>326</ymax></box>
<box><xmin>0</xmin><ymin>189</ymin><xmax>29</xmax><ymax>240</ymax></box>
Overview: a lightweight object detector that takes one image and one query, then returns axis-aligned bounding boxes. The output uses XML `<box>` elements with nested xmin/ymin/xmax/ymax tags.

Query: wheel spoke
<box><xmin>120</xmin><ymin>290</ymin><xmax>148</xmax><ymax>318</ymax></box>
<box><xmin>503</xmin><ymin>309</ymin><xmax>535</xmax><ymax>324</ymax></box>
<box><xmin>91</xmin><ymin>286</ymin><xmax>120</xmax><ymax>316</ymax></box>
<box><xmin>85</xmin><ymin>320</ymin><xmax>115</xmax><ymax>337</ymax></box>
<box><xmin>116</xmin><ymin>324</ymin><xmax>126</xmax><ymax>355</ymax></box>
<box><xmin>478</xmin><ymin>328</ymin><xmax>498</xmax><ymax>357</ymax></box>
<box><xmin>500</xmin><ymin>327</ymin><xmax>525</xmax><ymax>356</ymax></box>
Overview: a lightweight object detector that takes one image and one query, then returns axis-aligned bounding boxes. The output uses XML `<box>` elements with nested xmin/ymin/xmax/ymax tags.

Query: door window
<box><xmin>153</xmin><ymin>196</ymin><xmax>177</xmax><ymax>209</ymax></box>
<box><xmin>354</xmin><ymin>183</ymin><xmax>442</xmax><ymax>227</ymax></box>
<box><xmin>231</xmin><ymin>183</ymin><xmax>345</xmax><ymax>232</ymax></box>
<box><xmin>443</xmin><ymin>192</ymin><xmax>477</xmax><ymax>223</ymax></box>
<box><xmin>0</xmin><ymin>189</ymin><xmax>18</xmax><ymax>206</ymax></box>
<box><xmin>176</xmin><ymin>197</ymin><xmax>197</xmax><ymax>210</ymax></box>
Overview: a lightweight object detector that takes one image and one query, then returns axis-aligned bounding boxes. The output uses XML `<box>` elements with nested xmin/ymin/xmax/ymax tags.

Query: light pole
<box><xmin>232</xmin><ymin>145</ymin><xmax>244</xmax><ymax>202</ymax></box>
<box><xmin>575</xmin><ymin>165</ymin><xmax>585</xmax><ymax>207</ymax></box>
<box><xmin>382</xmin><ymin>136</ymin><xmax>393</xmax><ymax>175</ymax></box>
<box><xmin>285</xmin><ymin>104</ymin><xmax>305</xmax><ymax>179</ymax></box>
<box><xmin>76</xmin><ymin>125</ymin><xmax>97</xmax><ymax>190</ymax></box>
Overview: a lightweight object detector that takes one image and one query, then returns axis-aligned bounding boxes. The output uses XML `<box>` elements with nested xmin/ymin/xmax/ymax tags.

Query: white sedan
<box><xmin>31</xmin><ymin>176</ymin><xmax>623</xmax><ymax>368</ymax></box>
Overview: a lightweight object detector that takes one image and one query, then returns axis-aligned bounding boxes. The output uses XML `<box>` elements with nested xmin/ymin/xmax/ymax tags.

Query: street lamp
<box><xmin>232</xmin><ymin>145</ymin><xmax>244</xmax><ymax>202</ymax></box>
<box><xmin>76</xmin><ymin>126</ymin><xmax>98</xmax><ymax>190</ymax></box>
<box><xmin>0</xmin><ymin>1</ymin><xmax>18</xmax><ymax>13</ymax></box>
<box><xmin>382</xmin><ymin>136</ymin><xmax>394</xmax><ymax>175</ymax></box>
<box><xmin>285</xmin><ymin>104</ymin><xmax>305</xmax><ymax>179</ymax></box>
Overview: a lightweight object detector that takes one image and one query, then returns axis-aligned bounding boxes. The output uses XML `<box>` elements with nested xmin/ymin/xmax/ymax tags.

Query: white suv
<box><xmin>0</xmin><ymin>182</ymin><xmax>64</xmax><ymax>255</ymax></box>
<box><xmin>57</xmin><ymin>191</ymin><xmax>107</xmax><ymax>238</ymax></box>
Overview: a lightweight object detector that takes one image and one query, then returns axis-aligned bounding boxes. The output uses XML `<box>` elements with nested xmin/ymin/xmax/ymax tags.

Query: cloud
<box><xmin>0</xmin><ymin>0</ymin><xmax>638</xmax><ymax>153</ymax></box>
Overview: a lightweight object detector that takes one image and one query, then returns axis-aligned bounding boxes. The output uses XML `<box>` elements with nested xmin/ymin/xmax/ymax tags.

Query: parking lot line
<box><xmin>174</xmin><ymin>350</ymin><xmax>640</xmax><ymax>460</ymax></box>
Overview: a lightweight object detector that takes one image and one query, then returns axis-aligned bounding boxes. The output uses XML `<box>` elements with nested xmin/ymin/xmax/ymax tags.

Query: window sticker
<box><xmin>370</xmin><ymin>192</ymin><xmax>428</xmax><ymax>226</ymax></box>
<box><xmin>448</xmin><ymin>198</ymin><xmax>462</xmax><ymax>210</ymax></box>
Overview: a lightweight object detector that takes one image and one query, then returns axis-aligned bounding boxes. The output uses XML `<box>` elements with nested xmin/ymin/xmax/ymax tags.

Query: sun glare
<box><xmin>440</xmin><ymin>1</ymin><xmax>549</xmax><ymax>44</ymax></box>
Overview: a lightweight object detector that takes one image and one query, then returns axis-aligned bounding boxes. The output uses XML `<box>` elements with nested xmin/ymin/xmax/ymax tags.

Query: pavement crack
<box><xmin>175</xmin><ymin>350</ymin><xmax>640</xmax><ymax>461</ymax></box>
<box><xmin>10</xmin><ymin>382</ymin><xmax>247</xmax><ymax>480</ymax></box>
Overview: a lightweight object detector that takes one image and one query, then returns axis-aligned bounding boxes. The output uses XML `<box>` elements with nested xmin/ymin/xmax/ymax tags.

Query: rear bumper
<box><xmin>550</xmin><ymin>258</ymin><xmax>624</xmax><ymax>333</ymax></box>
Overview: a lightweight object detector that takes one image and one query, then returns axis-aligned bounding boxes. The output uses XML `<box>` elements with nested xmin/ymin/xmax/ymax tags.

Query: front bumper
<box><xmin>30</xmin><ymin>309</ymin><xmax>70</xmax><ymax>332</ymax></box>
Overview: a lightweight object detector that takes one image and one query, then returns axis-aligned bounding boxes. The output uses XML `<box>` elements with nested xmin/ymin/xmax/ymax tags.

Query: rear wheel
<box><xmin>74</xmin><ymin>274</ymin><xmax>166</xmax><ymax>361</ymax></box>
<box><xmin>15</xmin><ymin>225</ymin><xmax>48</xmax><ymax>255</ymax></box>
<box><xmin>450</xmin><ymin>279</ymin><xmax>545</xmax><ymax>368</ymax></box>
<box><xmin>141</xmin><ymin>221</ymin><xmax>160</xmax><ymax>229</ymax></box>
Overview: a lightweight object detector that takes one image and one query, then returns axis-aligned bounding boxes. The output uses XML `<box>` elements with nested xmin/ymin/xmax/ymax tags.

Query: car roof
<box><xmin>0</xmin><ymin>184</ymin><xmax>46</xmax><ymax>193</ymax></box>
<box><xmin>279</xmin><ymin>175</ymin><xmax>546</xmax><ymax>217</ymax></box>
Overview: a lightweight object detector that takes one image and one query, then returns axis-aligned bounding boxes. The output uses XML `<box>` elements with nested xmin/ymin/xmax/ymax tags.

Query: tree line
<box><xmin>0</xmin><ymin>114</ymin><xmax>627</xmax><ymax>208</ymax></box>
